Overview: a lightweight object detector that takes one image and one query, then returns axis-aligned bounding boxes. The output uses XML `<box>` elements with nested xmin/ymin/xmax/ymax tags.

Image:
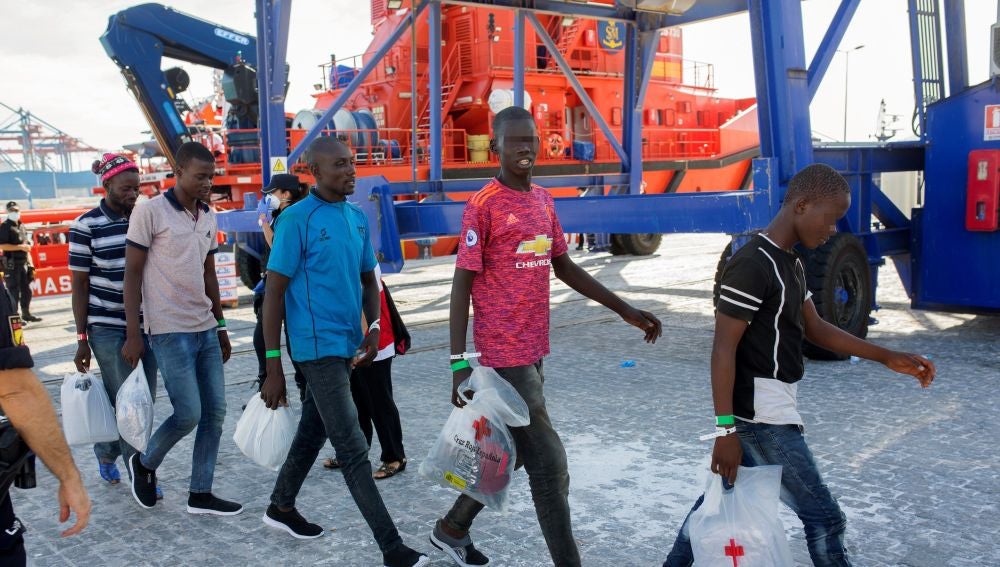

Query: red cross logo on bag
<box><xmin>724</xmin><ymin>538</ymin><xmax>744</xmax><ymax>566</ymax></box>
<box><xmin>472</xmin><ymin>416</ymin><xmax>492</xmax><ymax>441</ymax></box>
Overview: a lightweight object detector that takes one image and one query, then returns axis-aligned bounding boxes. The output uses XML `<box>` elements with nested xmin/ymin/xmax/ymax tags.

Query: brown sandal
<box><xmin>322</xmin><ymin>457</ymin><xmax>342</xmax><ymax>469</ymax></box>
<box><xmin>373</xmin><ymin>459</ymin><xmax>407</xmax><ymax>480</ymax></box>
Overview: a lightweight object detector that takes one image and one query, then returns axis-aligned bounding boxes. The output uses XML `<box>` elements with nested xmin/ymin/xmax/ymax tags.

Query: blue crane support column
<box><xmin>623</xmin><ymin>24</ymin><xmax>658</xmax><ymax>194</ymax></box>
<box><xmin>943</xmin><ymin>0</ymin><xmax>968</xmax><ymax>94</ymax></box>
<box><xmin>288</xmin><ymin>0</ymin><xmax>429</xmax><ymax>165</ymax></box>
<box><xmin>748</xmin><ymin>0</ymin><xmax>813</xmax><ymax>193</ymax></box>
<box><xmin>514</xmin><ymin>10</ymin><xmax>525</xmax><ymax>108</ymax></box>
<box><xmin>429</xmin><ymin>0</ymin><xmax>442</xmax><ymax>184</ymax></box>
<box><xmin>255</xmin><ymin>0</ymin><xmax>290</xmax><ymax>185</ymax></box>
<box><xmin>526</xmin><ymin>11</ymin><xmax>628</xmax><ymax>164</ymax></box>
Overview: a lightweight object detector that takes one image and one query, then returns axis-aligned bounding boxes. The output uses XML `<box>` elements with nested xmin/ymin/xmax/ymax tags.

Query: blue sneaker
<box><xmin>99</xmin><ymin>462</ymin><xmax>121</xmax><ymax>485</ymax></box>
<box><xmin>156</xmin><ymin>486</ymin><xmax>164</xmax><ymax>500</ymax></box>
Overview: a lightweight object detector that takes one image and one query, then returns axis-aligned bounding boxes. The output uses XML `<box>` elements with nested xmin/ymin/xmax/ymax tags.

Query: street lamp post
<box><xmin>839</xmin><ymin>44</ymin><xmax>865</xmax><ymax>142</ymax></box>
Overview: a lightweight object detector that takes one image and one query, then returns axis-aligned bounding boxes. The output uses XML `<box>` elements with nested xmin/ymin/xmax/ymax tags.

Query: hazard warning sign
<box><xmin>984</xmin><ymin>105</ymin><xmax>1000</xmax><ymax>141</ymax></box>
<box><xmin>269</xmin><ymin>156</ymin><xmax>288</xmax><ymax>174</ymax></box>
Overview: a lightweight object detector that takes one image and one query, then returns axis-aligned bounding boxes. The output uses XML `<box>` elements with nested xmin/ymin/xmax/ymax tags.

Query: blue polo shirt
<box><xmin>267</xmin><ymin>192</ymin><xmax>377</xmax><ymax>361</ymax></box>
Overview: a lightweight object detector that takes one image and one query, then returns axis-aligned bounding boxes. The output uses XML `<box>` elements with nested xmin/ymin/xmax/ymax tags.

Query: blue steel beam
<box><xmin>806</xmin><ymin>0</ymin><xmax>861</xmax><ymax>101</ymax></box>
<box><xmin>429</xmin><ymin>0</ymin><xmax>442</xmax><ymax>183</ymax></box>
<box><xmin>287</xmin><ymin>0</ymin><xmax>428</xmax><ymax>165</ymax></box>
<box><xmin>625</xmin><ymin>28</ymin><xmax>659</xmax><ymax>194</ymax></box>
<box><xmin>393</xmin><ymin>190</ymin><xmax>773</xmax><ymax>237</ymax></box>
<box><xmin>943</xmin><ymin>0</ymin><xmax>968</xmax><ymax>94</ymax></box>
<box><xmin>514</xmin><ymin>10</ymin><xmax>525</xmax><ymax>108</ymax></box>
<box><xmin>748</xmin><ymin>0</ymin><xmax>813</xmax><ymax>188</ymax></box>
<box><xmin>526</xmin><ymin>12</ymin><xmax>628</xmax><ymax>164</ymax></box>
<box><xmin>256</xmin><ymin>0</ymin><xmax>290</xmax><ymax>184</ymax></box>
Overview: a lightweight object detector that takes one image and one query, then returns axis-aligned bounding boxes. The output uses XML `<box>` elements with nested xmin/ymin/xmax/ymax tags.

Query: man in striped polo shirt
<box><xmin>69</xmin><ymin>153</ymin><xmax>158</xmax><ymax>488</ymax></box>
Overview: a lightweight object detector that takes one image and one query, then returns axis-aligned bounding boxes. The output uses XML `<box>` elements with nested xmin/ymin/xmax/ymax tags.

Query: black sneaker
<box><xmin>262</xmin><ymin>504</ymin><xmax>324</xmax><ymax>539</ymax></box>
<box><xmin>186</xmin><ymin>493</ymin><xmax>244</xmax><ymax>516</ymax></box>
<box><xmin>127</xmin><ymin>453</ymin><xmax>157</xmax><ymax>509</ymax></box>
<box><xmin>430</xmin><ymin>520</ymin><xmax>490</xmax><ymax>566</ymax></box>
<box><xmin>383</xmin><ymin>544</ymin><xmax>430</xmax><ymax>567</ymax></box>
<box><xmin>21</xmin><ymin>314</ymin><xmax>41</xmax><ymax>322</ymax></box>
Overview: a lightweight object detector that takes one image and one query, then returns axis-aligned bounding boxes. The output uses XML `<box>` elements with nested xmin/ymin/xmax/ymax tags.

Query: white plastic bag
<box><xmin>419</xmin><ymin>367</ymin><xmax>530</xmax><ymax>512</ymax></box>
<box><xmin>689</xmin><ymin>465</ymin><xmax>794</xmax><ymax>567</ymax></box>
<box><xmin>60</xmin><ymin>372</ymin><xmax>119</xmax><ymax>446</ymax></box>
<box><xmin>233</xmin><ymin>394</ymin><xmax>297</xmax><ymax>471</ymax></box>
<box><xmin>115</xmin><ymin>360</ymin><xmax>155</xmax><ymax>453</ymax></box>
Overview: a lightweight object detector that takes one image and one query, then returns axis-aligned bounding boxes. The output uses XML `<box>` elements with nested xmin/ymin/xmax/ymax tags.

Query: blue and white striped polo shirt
<box><xmin>68</xmin><ymin>200</ymin><xmax>132</xmax><ymax>328</ymax></box>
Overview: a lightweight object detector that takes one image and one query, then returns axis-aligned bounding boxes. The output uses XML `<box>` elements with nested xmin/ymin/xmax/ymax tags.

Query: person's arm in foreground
<box><xmin>803</xmin><ymin>299</ymin><xmax>935</xmax><ymax>387</ymax></box>
<box><xmin>551</xmin><ymin>253</ymin><xmax>662</xmax><ymax>343</ymax></box>
<box><xmin>0</xmin><ymin>369</ymin><xmax>90</xmax><ymax>536</ymax></box>
<box><xmin>449</xmin><ymin>268</ymin><xmax>476</xmax><ymax>408</ymax></box>
<box><xmin>353</xmin><ymin>270</ymin><xmax>381</xmax><ymax>368</ymax></box>
<box><xmin>260</xmin><ymin>272</ymin><xmax>290</xmax><ymax>409</ymax></box>
<box><xmin>708</xmin><ymin>312</ymin><xmax>749</xmax><ymax>485</ymax></box>
<box><xmin>203</xmin><ymin>253</ymin><xmax>231</xmax><ymax>362</ymax></box>
<box><xmin>70</xmin><ymin>272</ymin><xmax>91</xmax><ymax>372</ymax></box>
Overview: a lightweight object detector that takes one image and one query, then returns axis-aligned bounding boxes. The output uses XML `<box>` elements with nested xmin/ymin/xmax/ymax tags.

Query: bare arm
<box><xmin>353</xmin><ymin>270</ymin><xmax>382</xmax><ymax>367</ymax></box>
<box><xmin>260</xmin><ymin>272</ymin><xmax>290</xmax><ymax>409</ymax></box>
<box><xmin>203</xmin><ymin>254</ymin><xmax>230</xmax><ymax>362</ymax></box>
<box><xmin>803</xmin><ymin>299</ymin><xmax>935</xmax><ymax>386</ymax></box>
<box><xmin>262</xmin><ymin>222</ymin><xmax>274</xmax><ymax>248</ymax></box>
<box><xmin>0</xmin><ymin>369</ymin><xmax>90</xmax><ymax>536</ymax></box>
<box><xmin>0</xmin><ymin>244</ymin><xmax>30</xmax><ymax>252</ymax></box>
<box><xmin>551</xmin><ymin>253</ymin><xmax>661</xmax><ymax>343</ymax></box>
<box><xmin>710</xmin><ymin>312</ymin><xmax>749</xmax><ymax>484</ymax></box>
<box><xmin>121</xmin><ymin>245</ymin><xmax>147</xmax><ymax>367</ymax></box>
<box><xmin>449</xmin><ymin>268</ymin><xmax>476</xmax><ymax>407</ymax></box>
<box><xmin>70</xmin><ymin>271</ymin><xmax>91</xmax><ymax>372</ymax></box>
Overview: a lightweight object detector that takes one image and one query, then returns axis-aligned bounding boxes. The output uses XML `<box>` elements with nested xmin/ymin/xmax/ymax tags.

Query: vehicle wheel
<box><xmin>236</xmin><ymin>246</ymin><xmax>264</xmax><ymax>290</ymax></box>
<box><xmin>609</xmin><ymin>234</ymin><xmax>628</xmax><ymax>255</ymax></box>
<box><xmin>620</xmin><ymin>233</ymin><xmax>662</xmax><ymax>256</ymax></box>
<box><xmin>798</xmin><ymin>234</ymin><xmax>872</xmax><ymax>361</ymax></box>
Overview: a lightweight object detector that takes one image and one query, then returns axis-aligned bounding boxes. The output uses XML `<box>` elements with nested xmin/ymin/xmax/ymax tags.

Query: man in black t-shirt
<box><xmin>663</xmin><ymin>164</ymin><xmax>936</xmax><ymax>567</ymax></box>
<box><xmin>0</xmin><ymin>202</ymin><xmax>39</xmax><ymax>322</ymax></box>
<box><xmin>0</xmin><ymin>279</ymin><xmax>90</xmax><ymax>565</ymax></box>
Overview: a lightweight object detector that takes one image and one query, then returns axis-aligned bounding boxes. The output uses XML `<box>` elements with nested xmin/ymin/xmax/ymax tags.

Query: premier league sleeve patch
<box><xmin>8</xmin><ymin>315</ymin><xmax>24</xmax><ymax>346</ymax></box>
<box><xmin>465</xmin><ymin>229</ymin><xmax>479</xmax><ymax>248</ymax></box>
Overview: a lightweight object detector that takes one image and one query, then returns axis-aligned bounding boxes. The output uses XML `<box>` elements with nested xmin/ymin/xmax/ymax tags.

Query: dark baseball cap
<box><xmin>5</xmin><ymin>201</ymin><xmax>18</xmax><ymax>212</ymax></box>
<box><xmin>262</xmin><ymin>174</ymin><xmax>301</xmax><ymax>194</ymax></box>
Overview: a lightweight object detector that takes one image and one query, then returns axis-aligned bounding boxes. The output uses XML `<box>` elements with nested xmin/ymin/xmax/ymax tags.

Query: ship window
<box><xmin>662</xmin><ymin>108</ymin><xmax>675</xmax><ymax>127</ymax></box>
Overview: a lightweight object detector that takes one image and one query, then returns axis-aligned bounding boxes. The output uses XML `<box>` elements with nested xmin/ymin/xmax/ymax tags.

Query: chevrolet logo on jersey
<box><xmin>516</xmin><ymin>235</ymin><xmax>552</xmax><ymax>256</ymax></box>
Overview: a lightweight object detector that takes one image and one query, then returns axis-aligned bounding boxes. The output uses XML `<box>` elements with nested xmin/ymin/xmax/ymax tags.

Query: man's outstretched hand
<box><xmin>620</xmin><ymin>306</ymin><xmax>662</xmax><ymax>343</ymax></box>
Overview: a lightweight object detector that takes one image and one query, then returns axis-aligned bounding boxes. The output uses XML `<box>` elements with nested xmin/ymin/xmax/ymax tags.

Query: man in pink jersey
<box><xmin>429</xmin><ymin>106</ymin><xmax>662</xmax><ymax>567</ymax></box>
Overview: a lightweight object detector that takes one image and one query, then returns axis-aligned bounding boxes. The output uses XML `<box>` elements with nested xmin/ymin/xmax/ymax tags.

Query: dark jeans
<box><xmin>443</xmin><ymin>360</ymin><xmax>580</xmax><ymax>567</ymax></box>
<box><xmin>663</xmin><ymin>422</ymin><xmax>851</xmax><ymax>567</ymax></box>
<box><xmin>271</xmin><ymin>356</ymin><xmax>403</xmax><ymax>554</ymax></box>
<box><xmin>252</xmin><ymin>293</ymin><xmax>305</xmax><ymax>399</ymax></box>
<box><xmin>89</xmin><ymin>325</ymin><xmax>158</xmax><ymax>464</ymax></box>
<box><xmin>350</xmin><ymin>357</ymin><xmax>406</xmax><ymax>463</ymax></box>
<box><xmin>143</xmin><ymin>329</ymin><xmax>226</xmax><ymax>493</ymax></box>
<box><xmin>2</xmin><ymin>262</ymin><xmax>30</xmax><ymax>316</ymax></box>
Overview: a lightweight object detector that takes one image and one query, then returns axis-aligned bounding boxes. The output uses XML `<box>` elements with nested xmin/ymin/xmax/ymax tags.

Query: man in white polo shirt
<box><xmin>121</xmin><ymin>142</ymin><xmax>242</xmax><ymax>516</ymax></box>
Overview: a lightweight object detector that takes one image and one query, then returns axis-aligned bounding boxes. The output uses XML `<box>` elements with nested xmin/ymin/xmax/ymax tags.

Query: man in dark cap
<box><xmin>0</xmin><ymin>202</ymin><xmax>39</xmax><ymax>322</ymax></box>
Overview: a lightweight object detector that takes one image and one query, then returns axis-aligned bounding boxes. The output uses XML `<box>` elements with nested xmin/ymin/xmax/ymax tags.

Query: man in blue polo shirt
<box><xmin>69</xmin><ymin>153</ymin><xmax>158</xmax><ymax>489</ymax></box>
<box><xmin>259</xmin><ymin>137</ymin><xmax>427</xmax><ymax>567</ymax></box>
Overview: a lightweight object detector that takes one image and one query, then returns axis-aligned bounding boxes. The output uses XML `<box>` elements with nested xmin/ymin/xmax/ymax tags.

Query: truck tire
<box><xmin>609</xmin><ymin>234</ymin><xmax>628</xmax><ymax>255</ymax></box>
<box><xmin>620</xmin><ymin>233</ymin><xmax>662</xmax><ymax>256</ymax></box>
<box><xmin>236</xmin><ymin>247</ymin><xmax>263</xmax><ymax>290</ymax></box>
<box><xmin>798</xmin><ymin>233</ymin><xmax>872</xmax><ymax>361</ymax></box>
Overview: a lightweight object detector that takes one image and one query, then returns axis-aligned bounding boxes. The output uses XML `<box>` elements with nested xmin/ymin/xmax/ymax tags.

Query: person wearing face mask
<box><xmin>0</xmin><ymin>202</ymin><xmax>39</xmax><ymax>322</ymax></box>
<box><xmin>251</xmin><ymin>174</ymin><xmax>307</xmax><ymax>398</ymax></box>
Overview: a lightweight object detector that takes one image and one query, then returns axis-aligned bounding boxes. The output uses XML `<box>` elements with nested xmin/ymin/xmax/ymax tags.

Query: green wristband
<box><xmin>217</xmin><ymin>318</ymin><xmax>227</xmax><ymax>328</ymax></box>
<box><xmin>451</xmin><ymin>360</ymin><xmax>471</xmax><ymax>372</ymax></box>
<box><xmin>715</xmin><ymin>414</ymin><xmax>735</xmax><ymax>426</ymax></box>
<box><xmin>265</xmin><ymin>349</ymin><xmax>282</xmax><ymax>359</ymax></box>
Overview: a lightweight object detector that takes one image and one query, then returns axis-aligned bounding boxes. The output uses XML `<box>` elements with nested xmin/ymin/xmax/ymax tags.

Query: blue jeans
<box><xmin>271</xmin><ymin>356</ymin><xmax>403</xmax><ymax>554</ymax></box>
<box><xmin>141</xmin><ymin>329</ymin><xmax>226</xmax><ymax>494</ymax></box>
<box><xmin>663</xmin><ymin>422</ymin><xmax>851</xmax><ymax>567</ymax></box>
<box><xmin>90</xmin><ymin>325</ymin><xmax>158</xmax><ymax>464</ymax></box>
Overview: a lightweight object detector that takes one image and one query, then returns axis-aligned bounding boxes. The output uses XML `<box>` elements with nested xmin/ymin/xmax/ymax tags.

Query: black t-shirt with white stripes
<box><xmin>715</xmin><ymin>235</ymin><xmax>809</xmax><ymax>423</ymax></box>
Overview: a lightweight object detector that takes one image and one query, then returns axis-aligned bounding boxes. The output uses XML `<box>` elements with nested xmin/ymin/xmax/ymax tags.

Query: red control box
<box><xmin>966</xmin><ymin>150</ymin><xmax>1000</xmax><ymax>231</ymax></box>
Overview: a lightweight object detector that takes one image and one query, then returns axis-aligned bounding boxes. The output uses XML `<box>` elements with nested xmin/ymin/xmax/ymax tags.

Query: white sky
<box><xmin>0</xmin><ymin>0</ymin><xmax>995</xmax><ymax>161</ymax></box>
